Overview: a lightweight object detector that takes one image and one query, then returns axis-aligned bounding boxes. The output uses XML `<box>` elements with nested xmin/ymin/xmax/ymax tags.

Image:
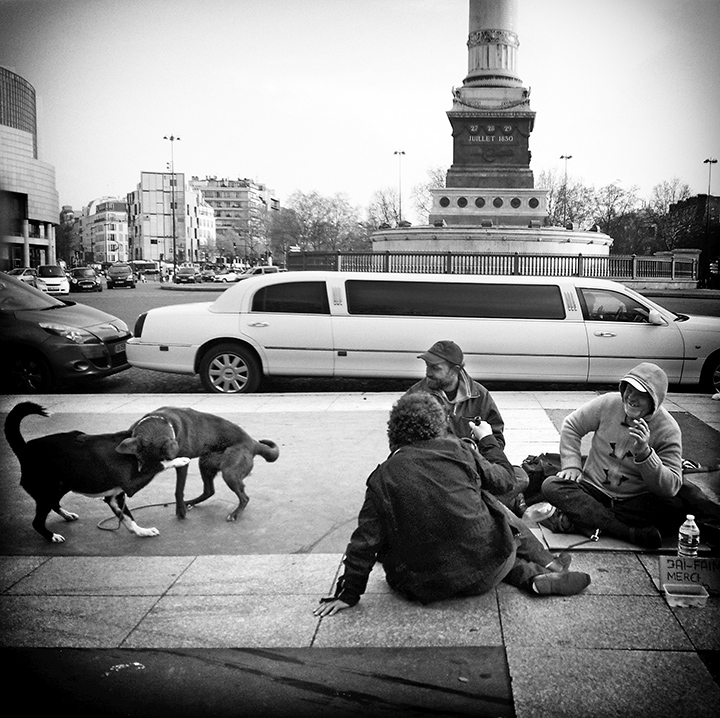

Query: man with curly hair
<box><xmin>315</xmin><ymin>393</ymin><xmax>591</xmax><ymax>616</ymax></box>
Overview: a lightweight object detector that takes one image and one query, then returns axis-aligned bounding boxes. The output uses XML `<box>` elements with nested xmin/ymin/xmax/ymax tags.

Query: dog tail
<box><xmin>255</xmin><ymin>439</ymin><xmax>280</xmax><ymax>463</ymax></box>
<box><xmin>4</xmin><ymin>402</ymin><xmax>49</xmax><ymax>460</ymax></box>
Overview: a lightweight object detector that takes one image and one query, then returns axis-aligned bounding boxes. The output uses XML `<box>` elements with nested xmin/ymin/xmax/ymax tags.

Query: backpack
<box><xmin>521</xmin><ymin>452</ymin><xmax>562</xmax><ymax>504</ymax></box>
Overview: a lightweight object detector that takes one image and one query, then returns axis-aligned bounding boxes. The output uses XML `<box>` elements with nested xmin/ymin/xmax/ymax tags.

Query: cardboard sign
<box><xmin>659</xmin><ymin>556</ymin><xmax>720</xmax><ymax>595</ymax></box>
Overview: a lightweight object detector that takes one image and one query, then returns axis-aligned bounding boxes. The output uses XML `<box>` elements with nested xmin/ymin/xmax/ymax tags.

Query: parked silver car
<box><xmin>0</xmin><ymin>271</ymin><xmax>131</xmax><ymax>392</ymax></box>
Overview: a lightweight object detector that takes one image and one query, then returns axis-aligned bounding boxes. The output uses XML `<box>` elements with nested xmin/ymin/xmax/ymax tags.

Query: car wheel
<box><xmin>701</xmin><ymin>351</ymin><xmax>720</xmax><ymax>394</ymax></box>
<box><xmin>3</xmin><ymin>348</ymin><xmax>54</xmax><ymax>392</ymax></box>
<box><xmin>199</xmin><ymin>343</ymin><xmax>261</xmax><ymax>394</ymax></box>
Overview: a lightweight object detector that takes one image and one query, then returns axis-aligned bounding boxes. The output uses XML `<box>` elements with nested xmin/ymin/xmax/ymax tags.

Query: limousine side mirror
<box><xmin>648</xmin><ymin>309</ymin><xmax>668</xmax><ymax>326</ymax></box>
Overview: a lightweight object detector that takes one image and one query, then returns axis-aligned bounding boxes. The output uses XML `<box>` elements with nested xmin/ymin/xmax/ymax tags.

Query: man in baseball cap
<box><xmin>417</xmin><ymin>340</ymin><xmax>465</xmax><ymax>367</ymax></box>
<box><xmin>406</xmin><ymin>339</ymin><xmax>529</xmax><ymax>513</ymax></box>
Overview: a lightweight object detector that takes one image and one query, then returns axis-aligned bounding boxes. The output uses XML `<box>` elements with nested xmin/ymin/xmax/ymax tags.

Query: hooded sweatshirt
<box><xmin>560</xmin><ymin>362</ymin><xmax>682</xmax><ymax>500</ymax></box>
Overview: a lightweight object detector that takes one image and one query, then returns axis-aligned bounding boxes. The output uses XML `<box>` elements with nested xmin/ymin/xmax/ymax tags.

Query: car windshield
<box><xmin>8</xmin><ymin>268</ymin><xmax>31</xmax><ymax>276</ymax></box>
<box><xmin>38</xmin><ymin>265</ymin><xmax>66</xmax><ymax>277</ymax></box>
<box><xmin>110</xmin><ymin>265</ymin><xmax>130</xmax><ymax>273</ymax></box>
<box><xmin>0</xmin><ymin>273</ymin><xmax>66</xmax><ymax>311</ymax></box>
<box><xmin>73</xmin><ymin>268</ymin><xmax>95</xmax><ymax>277</ymax></box>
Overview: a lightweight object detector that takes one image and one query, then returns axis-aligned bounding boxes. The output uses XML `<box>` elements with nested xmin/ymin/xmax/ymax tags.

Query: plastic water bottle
<box><xmin>677</xmin><ymin>515</ymin><xmax>700</xmax><ymax>557</ymax></box>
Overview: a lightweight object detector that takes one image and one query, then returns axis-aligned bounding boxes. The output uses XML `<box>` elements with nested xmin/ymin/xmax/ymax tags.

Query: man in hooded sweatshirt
<box><xmin>541</xmin><ymin>362</ymin><xmax>683</xmax><ymax>548</ymax></box>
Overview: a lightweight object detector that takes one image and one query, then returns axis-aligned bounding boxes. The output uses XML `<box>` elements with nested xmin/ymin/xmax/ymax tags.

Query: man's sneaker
<box><xmin>539</xmin><ymin>509</ymin><xmax>575</xmax><ymax>534</ymax></box>
<box><xmin>532</xmin><ymin>571</ymin><xmax>592</xmax><ymax>596</ymax></box>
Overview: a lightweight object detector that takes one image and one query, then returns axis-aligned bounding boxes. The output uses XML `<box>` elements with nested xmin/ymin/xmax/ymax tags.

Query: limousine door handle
<box><xmin>594</xmin><ymin>331</ymin><xmax>617</xmax><ymax>338</ymax></box>
<box><xmin>249</xmin><ymin>321</ymin><xmax>270</xmax><ymax>327</ymax></box>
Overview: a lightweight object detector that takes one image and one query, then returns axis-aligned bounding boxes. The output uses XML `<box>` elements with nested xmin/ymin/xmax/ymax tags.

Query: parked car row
<box><xmin>4</xmin><ymin>267</ymin><xmax>720</xmax><ymax>395</ymax></box>
<box><xmin>8</xmin><ymin>263</ymin><xmax>134</xmax><ymax>294</ymax></box>
<box><xmin>6</xmin><ymin>267</ymin><xmax>49</xmax><ymax>292</ymax></box>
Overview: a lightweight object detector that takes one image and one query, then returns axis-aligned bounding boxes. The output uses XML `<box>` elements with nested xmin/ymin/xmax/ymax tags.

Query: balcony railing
<box><xmin>285</xmin><ymin>251</ymin><xmax>698</xmax><ymax>281</ymax></box>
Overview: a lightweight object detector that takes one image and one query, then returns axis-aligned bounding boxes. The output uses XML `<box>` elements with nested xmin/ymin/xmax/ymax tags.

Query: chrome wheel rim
<box><xmin>207</xmin><ymin>353</ymin><xmax>249</xmax><ymax>393</ymax></box>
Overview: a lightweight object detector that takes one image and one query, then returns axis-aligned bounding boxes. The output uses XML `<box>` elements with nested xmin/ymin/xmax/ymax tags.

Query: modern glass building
<box><xmin>0</xmin><ymin>66</ymin><xmax>60</xmax><ymax>270</ymax></box>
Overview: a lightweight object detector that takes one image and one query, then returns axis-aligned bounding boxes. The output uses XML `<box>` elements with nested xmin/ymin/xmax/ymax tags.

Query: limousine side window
<box><xmin>252</xmin><ymin>281</ymin><xmax>330</xmax><ymax>314</ymax></box>
<box><xmin>345</xmin><ymin>280</ymin><xmax>566</xmax><ymax>319</ymax></box>
<box><xmin>580</xmin><ymin>288</ymin><xmax>650</xmax><ymax>323</ymax></box>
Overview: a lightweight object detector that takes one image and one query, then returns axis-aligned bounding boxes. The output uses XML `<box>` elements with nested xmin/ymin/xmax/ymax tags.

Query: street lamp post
<box><xmin>394</xmin><ymin>150</ymin><xmax>405</xmax><ymax>224</ymax></box>
<box><xmin>163</xmin><ymin>135</ymin><xmax>181</xmax><ymax>277</ymax></box>
<box><xmin>560</xmin><ymin>154</ymin><xmax>572</xmax><ymax>227</ymax></box>
<box><xmin>703</xmin><ymin>157</ymin><xmax>717</xmax><ymax>287</ymax></box>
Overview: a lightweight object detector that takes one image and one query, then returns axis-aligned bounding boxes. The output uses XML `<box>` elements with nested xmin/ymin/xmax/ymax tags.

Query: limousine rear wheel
<box><xmin>199</xmin><ymin>343</ymin><xmax>261</xmax><ymax>394</ymax></box>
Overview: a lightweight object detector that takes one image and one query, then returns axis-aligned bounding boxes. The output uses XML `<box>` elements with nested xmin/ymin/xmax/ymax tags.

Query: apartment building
<box><xmin>127</xmin><ymin>171</ymin><xmax>216</xmax><ymax>264</ymax></box>
<box><xmin>77</xmin><ymin>197</ymin><xmax>129</xmax><ymax>264</ymax></box>
<box><xmin>189</xmin><ymin>176</ymin><xmax>279</xmax><ymax>262</ymax></box>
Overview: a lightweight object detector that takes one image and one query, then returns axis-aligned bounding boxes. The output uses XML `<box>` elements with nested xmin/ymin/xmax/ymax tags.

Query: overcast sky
<box><xmin>1</xmin><ymin>0</ymin><xmax>718</xmax><ymax>222</ymax></box>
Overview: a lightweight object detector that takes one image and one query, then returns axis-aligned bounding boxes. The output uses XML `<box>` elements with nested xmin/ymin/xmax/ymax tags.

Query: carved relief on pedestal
<box><xmin>467</xmin><ymin>29</ymin><xmax>519</xmax><ymax>48</ymax></box>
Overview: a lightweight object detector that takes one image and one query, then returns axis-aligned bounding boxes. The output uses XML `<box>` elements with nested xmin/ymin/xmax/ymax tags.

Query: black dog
<box><xmin>117</xmin><ymin>406</ymin><xmax>280</xmax><ymax>521</ymax></box>
<box><xmin>5</xmin><ymin>402</ymin><xmax>189</xmax><ymax>543</ymax></box>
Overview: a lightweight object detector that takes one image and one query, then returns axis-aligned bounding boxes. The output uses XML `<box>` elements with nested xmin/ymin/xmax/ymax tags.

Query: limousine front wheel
<box><xmin>199</xmin><ymin>343</ymin><xmax>261</xmax><ymax>394</ymax></box>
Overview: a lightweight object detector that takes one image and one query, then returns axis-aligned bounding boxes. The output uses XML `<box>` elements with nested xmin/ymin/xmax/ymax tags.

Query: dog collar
<box><xmin>134</xmin><ymin>414</ymin><xmax>177</xmax><ymax>440</ymax></box>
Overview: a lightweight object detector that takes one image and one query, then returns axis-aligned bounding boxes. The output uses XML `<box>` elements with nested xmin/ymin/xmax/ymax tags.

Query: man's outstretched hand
<box><xmin>314</xmin><ymin>597</ymin><xmax>352</xmax><ymax>617</ymax></box>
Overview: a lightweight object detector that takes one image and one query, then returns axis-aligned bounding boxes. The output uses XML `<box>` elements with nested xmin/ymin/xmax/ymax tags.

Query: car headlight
<box><xmin>39</xmin><ymin>322</ymin><xmax>101</xmax><ymax>344</ymax></box>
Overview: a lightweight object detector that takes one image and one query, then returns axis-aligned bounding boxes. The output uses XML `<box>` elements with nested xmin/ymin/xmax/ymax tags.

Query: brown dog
<box><xmin>116</xmin><ymin>407</ymin><xmax>280</xmax><ymax>521</ymax></box>
<box><xmin>5</xmin><ymin>402</ymin><xmax>190</xmax><ymax>542</ymax></box>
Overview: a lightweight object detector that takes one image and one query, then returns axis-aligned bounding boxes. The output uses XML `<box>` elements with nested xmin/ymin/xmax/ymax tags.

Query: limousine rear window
<box><xmin>252</xmin><ymin>281</ymin><xmax>330</xmax><ymax>314</ymax></box>
<box><xmin>345</xmin><ymin>280</ymin><xmax>566</xmax><ymax>320</ymax></box>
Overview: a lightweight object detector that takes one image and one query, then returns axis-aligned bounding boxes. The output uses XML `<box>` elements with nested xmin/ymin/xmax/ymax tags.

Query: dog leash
<box><xmin>96</xmin><ymin>498</ymin><xmax>176</xmax><ymax>531</ymax></box>
<box><xmin>565</xmin><ymin>529</ymin><xmax>601</xmax><ymax>549</ymax></box>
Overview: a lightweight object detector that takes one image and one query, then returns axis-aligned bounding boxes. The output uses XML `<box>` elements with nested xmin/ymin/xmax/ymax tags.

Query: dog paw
<box><xmin>51</xmin><ymin>533</ymin><xmax>66</xmax><ymax>543</ymax></box>
<box><xmin>60</xmin><ymin>510</ymin><xmax>79</xmax><ymax>522</ymax></box>
<box><xmin>136</xmin><ymin>527</ymin><xmax>160</xmax><ymax>537</ymax></box>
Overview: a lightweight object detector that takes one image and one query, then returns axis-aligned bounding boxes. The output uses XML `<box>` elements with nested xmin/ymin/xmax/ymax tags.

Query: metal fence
<box><xmin>285</xmin><ymin>251</ymin><xmax>698</xmax><ymax>280</ymax></box>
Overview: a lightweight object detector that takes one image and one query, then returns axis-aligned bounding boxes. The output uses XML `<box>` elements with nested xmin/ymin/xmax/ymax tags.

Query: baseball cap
<box><xmin>623</xmin><ymin>376</ymin><xmax>648</xmax><ymax>393</ymax></box>
<box><xmin>418</xmin><ymin>340</ymin><xmax>464</xmax><ymax>366</ymax></box>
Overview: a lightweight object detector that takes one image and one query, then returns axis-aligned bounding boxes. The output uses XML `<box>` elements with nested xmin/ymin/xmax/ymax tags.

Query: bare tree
<box><xmin>591</xmin><ymin>182</ymin><xmax>640</xmax><ymax>238</ymax></box>
<box><xmin>366</xmin><ymin>187</ymin><xmax>400</xmax><ymax>229</ymax></box>
<box><xmin>283</xmin><ymin>190</ymin><xmax>369</xmax><ymax>252</ymax></box>
<box><xmin>268</xmin><ymin>207</ymin><xmax>303</xmax><ymax>259</ymax></box>
<box><xmin>536</xmin><ymin>169</ymin><xmax>595</xmax><ymax>229</ymax></box>
<box><xmin>411</xmin><ymin>166</ymin><xmax>447</xmax><ymax>223</ymax></box>
<box><xmin>642</xmin><ymin>178</ymin><xmax>698</xmax><ymax>251</ymax></box>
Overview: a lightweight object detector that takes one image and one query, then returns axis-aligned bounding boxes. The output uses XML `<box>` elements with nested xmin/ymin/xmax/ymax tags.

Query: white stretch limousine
<box><xmin>127</xmin><ymin>271</ymin><xmax>720</xmax><ymax>394</ymax></box>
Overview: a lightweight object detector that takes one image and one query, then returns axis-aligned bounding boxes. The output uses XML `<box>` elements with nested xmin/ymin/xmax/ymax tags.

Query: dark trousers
<box><xmin>541</xmin><ymin>475</ymin><xmax>720</xmax><ymax>538</ymax></box>
<box><xmin>496</xmin><ymin>465</ymin><xmax>530</xmax><ymax>512</ymax></box>
<box><xmin>459</xmin><ymin>505</ymin><xmax>555</xmax><ymax>595</ymax></box>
